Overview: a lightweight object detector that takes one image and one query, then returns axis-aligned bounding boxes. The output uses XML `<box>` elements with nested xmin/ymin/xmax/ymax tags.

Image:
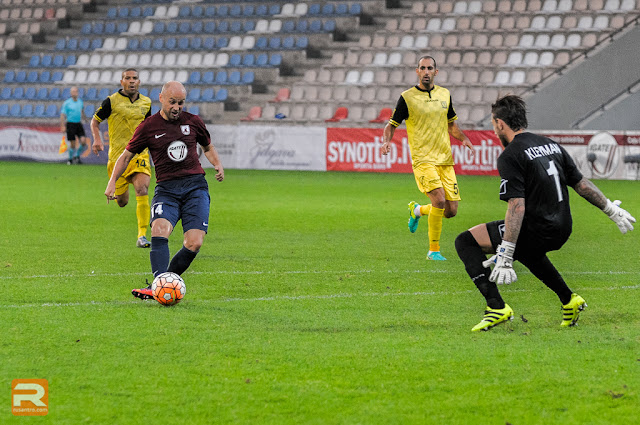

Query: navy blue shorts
<box><xmin>151</xmin><ymin>174</ymin><xmax>210</xmax><ymax>233</ymax></box>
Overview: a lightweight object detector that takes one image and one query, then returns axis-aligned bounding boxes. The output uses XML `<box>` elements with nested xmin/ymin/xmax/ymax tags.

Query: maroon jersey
<box><xmin>126</xmin><ymin>111</ymin><xmax>211</xmax><ymax>182</ymax></box>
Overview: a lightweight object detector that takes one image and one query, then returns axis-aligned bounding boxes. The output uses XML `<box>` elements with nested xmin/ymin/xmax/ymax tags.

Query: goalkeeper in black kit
<box><xmin>454</xmin><ymin>95</ymin><xmax>636</xmax><ymax>332</ymax></box>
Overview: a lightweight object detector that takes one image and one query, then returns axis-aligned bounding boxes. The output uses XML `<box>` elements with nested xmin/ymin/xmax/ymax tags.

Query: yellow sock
<box><xmin>428</xmin><ymin>207</ymin><xmax>445</xmax><ymax>252</ymax></box>
<box><xmin>419</xmin><ymin>204</ymin><xmax>432</xmax><ymax>217</ymax></box>
<box><xmin>136</xmin><ymin>195</ymin><xmax>150</xmax><ymax>238</ymax></box>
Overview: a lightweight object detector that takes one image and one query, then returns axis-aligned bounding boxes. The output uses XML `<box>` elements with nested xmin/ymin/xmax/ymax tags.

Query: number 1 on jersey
<box><xmin>546</xmin><ymin>160</ymin><xmax>563</xmax><ymax>202</ymax></box>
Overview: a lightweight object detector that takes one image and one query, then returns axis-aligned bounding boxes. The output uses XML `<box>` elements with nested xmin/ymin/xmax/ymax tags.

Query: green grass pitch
<box><xmin>1</xmin><ymin>162</ymin><xmax>638</xmax><ymax>424</ymax></box>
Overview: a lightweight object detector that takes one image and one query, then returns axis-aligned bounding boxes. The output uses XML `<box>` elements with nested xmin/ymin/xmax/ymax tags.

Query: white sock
<box><xmin>414</xmin><ymin>205</ymin><xmax>422</xmax><ymax>217</ymax></box>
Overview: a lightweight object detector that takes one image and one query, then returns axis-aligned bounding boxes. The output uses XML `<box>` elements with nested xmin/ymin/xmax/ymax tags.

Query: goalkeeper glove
<box><xmin>482</xmin><ymin>241</ymin><xmax>517</xmax><ymax>285</ymax></box>
<box><xmin>603</xmin><ymin>199</ymin><xmax>636</xmax><ymax>234</ymax></box>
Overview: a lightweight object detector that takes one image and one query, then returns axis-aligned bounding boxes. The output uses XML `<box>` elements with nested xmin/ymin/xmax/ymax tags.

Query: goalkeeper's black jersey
<box><xmin>497</xmin><ymin>132</ymin><xmax>583</xmax><ymax>243</ymax></box>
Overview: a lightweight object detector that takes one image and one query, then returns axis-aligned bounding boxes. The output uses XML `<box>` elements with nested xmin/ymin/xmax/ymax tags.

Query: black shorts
<box><xmin>485</xmin><ymin>220</ymin><xmax>569</xmax><ymax>261</ymax></box>
<box><xmin>151</xmin><ymin>174</ymin><xmax>210</xmax><ymax>233</ymax></box>
<box><xmin>66</xmin><ymin>122</ymin><xmax>85</xmax><ymax>141</ymax></box>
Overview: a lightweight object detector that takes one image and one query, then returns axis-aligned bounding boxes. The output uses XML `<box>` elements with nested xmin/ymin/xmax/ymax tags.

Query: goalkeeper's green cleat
<box><xmin>471</xmin><ymin>304</ymin><xmax>514</xmax><ymax>332</ymax></box>
<box><xmin>427</xmin><ymin>251</ymin><xmax>447</xmax><ymax>261</ymax></box>
<box><xmin>561</xmin><ymin>293</ymin><xmax>587</xmax><ymax>327</ymax></box>
<box><xmin>408</xmin><ymin>201</ymin><xmax>421</xmax><ymax>233</ymax></box>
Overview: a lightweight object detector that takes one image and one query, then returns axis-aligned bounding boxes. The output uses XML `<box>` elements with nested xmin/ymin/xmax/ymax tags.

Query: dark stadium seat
<box><xmin>192</xmin><ymin>6</ymin><xmax>203</xmax><ymax>17</ymax></box>
<box><xmin>350</xmin><ymin>3</ymin><xmax>362</xmax><ymax>15</ymax></box>
<box><xmin>269</xmin><ymin>4</ymin><xmax>281</xmax><ymax>15</ymax></box>
<box><xmin>61</xmin><ymin>87</ymin><xmax>71</xmax><ymax>99</ymax></box>
<box><xmin>81</xmin><ymin>23</ymin><xmax>91</xmax><ymax>35</ymax></box>
<box><xmin>230</xmin><ymin>21</ymin><xmax>242</xmax><ymax>33</ymax></box>
<box><xmin>117</xmin><ymin>22</ymin><xmax>129</xmax><ymax>33</ymax></box>
<box><xmin>142</xmin><ymin>6</ymin><xmax>154</xmax><ymax>17</ymax></box>
<box><xmin>153</xmin><ymin>22</ymin><xmax>165</xmax><ymax>33</ymax></box>
<box><xmin>139</xmin><ymin>88</ymin><xmax>149</xmax><ymax>97</ymax></box>
<box><xmin>336</xmin><ymin>4</ymin><xmax>349</xmax><ymax>15</ymax></box>
<box><xmin>130</xmin><ymin>7</ymin><xmax>142</xmax><ymax>18</ymax></box>
<box><xmin>230</xmin><ymin>5</ymin><xmax>242</xmax><ymax>16</ymax></box>
<box><xmin>323</xmin><ymin>20</ymin><xmax>337</xmax><ymax>32</ymax></box>
<box><xmin>118</xmin><ymin>7</ymin><xmax>129</xmax><ymax>19</ymax></box>
<box><xmin>178</xmin><ymin>22</ymin><xmax>190</xmax><ymax>34</ymax></box>
<box><xmin>179</xmin><ymin>6</ymin><xmax>190</xmax><ymax>18</ymax></box>
<box><xmin>218</xmin><ymin>21</ymin><xmax>229</xmax><ymax>32</ymax></box>
<box><xmin>308</xmin><ymin>4</ymin><xmax>321</xmax><ymax>15</ymax></box>
<box><xmin>321</xmin><ymin>4</ymin><xmax>335</xmax><ymax>15</ymax></box>
<box><xmin>217</xmin><ymin>5</ymin><xmax>229</xmax><ymax>17</ymax></box>
<box><xmin>166</xmin><ymin>22</ymin><xmax>178</xmax><ymax>33</ymax></box>
<box><xmin>79</xmin><ymin>38</ymin><xmax>91</xmax><ymax>50</ymax></box>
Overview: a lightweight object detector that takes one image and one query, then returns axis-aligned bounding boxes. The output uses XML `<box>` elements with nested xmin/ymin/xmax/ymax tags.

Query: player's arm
<box><xmin>104</xmin><ymin>149</ymin><xmax>135</xmax><ymax>202</ymax></box>
<box><xmin>573</xmin><ymin>177</ymin><xmax>635</xmax><ymax>233</ymax></box>
<box><xmin>202</xmin><ymin>143</ymin><xmax>224</xmax><ymax>182</ymax></box>
<box><xmin>448</xmin><ymin>120</ymin><xmax>473</xmax><ymax>151</ymax></box>
<box><xmin>59</xmin><ymin>108</ymin><xmax>66</xmax><ymax>133</ymax></box>
<box><xmin>91</xmin><ymin>98</ymin><xmax>111</xmax><ymax>155</ymax></box>
<box><xmin>381</xmin><ymin>95</ymin><xmax>407</xmax><ymax>155</ymax></box>
<box><xmin>483</xmin><ymin>197</ymin><xmax>524</xmax><ymax>285</ymax></box>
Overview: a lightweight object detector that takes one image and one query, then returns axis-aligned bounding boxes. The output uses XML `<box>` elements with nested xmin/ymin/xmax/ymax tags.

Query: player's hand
<box><xmin>105</xmin><ymin>182</ymin><xmax>116</xmax><ymax>203</ymax></box>
<box><xmin>487</xmin><ymin>241</ymin><xmax>517</xmax><ymax>285</ymax></box>
<box><xmin>380</xmin><ymin>141</ymin><xmax>392</xmax><ymax>155</ymax></box>
<box><xmin>214</xmin><ymin>167</ymin><xmax>224</xmax><ymax>182</ymax></box>
<box><xmin>462</xmin><ymin>139</ymin><xmax>474</xmax><ymax>155</ymax></box>
<box><xmin>92</xmin><ymin>141</ymin><xmax>104</xmax><ymax>156</ymax></box>
<box><xmin>603</xmin><ymin>199</ymin><xmax>635</xmax><ymax>234</ymax></box>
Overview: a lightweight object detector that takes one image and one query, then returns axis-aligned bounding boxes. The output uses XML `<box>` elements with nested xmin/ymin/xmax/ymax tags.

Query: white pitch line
<box><xmin>1</xmin><ymin>284</ymin><xmax>638</xmax><ymax>310</ymax></box>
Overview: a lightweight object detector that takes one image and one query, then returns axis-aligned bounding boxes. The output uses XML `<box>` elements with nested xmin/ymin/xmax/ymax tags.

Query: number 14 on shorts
<box><xmin>152</xmin><ymin>203</ymin><xmax>164</xmax><ymax>218</ymax></box>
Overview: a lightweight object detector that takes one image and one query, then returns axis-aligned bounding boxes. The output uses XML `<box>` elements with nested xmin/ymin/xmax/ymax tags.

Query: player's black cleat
<box><xmin>132</xmin><ymin>279</ymin><xmax>153</xmax><ymax>300</ymax></box>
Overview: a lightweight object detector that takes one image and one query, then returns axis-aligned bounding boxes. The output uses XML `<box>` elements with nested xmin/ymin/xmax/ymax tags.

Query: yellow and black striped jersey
<box><xmin>94</xmin><ymin>90</ymin><xmax>151</xmax><ymax>162</ymax></box>
<box><xmin>389</xmin><ymin>85</ymin><xmax>457</xmax><ymax>166</ymax></box>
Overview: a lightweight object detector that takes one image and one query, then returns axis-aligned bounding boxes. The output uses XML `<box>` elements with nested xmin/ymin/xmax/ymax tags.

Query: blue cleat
<box><xmin>427</xmin><ymin>251</ymin><xmax>447</xmax><ymax>261</ymax></box>
<box><xmin>408</xmin><ymin>201</ymin><xmax>421</xmax><ymax>233</ymax></box>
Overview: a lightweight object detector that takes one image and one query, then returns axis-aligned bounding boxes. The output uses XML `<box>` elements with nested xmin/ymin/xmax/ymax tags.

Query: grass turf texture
<box><xmin>1</xmin><ymin>162</ymin><xmax>638</xmax><ymax>425</ymax></box>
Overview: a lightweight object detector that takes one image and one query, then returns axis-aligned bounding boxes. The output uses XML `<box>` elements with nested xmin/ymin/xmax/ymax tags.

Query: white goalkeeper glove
<box><xmin>603</xmin><ymin>199</ymin><xmax>636</xmax><ymax>234</ymax></box>
<box><xmin>482</xmin><ymin>241</ymin><xmax>517</xmax><ymax>285</ymax></box>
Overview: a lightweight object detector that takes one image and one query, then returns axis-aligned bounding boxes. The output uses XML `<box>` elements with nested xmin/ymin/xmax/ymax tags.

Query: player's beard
<box><xmin>498</xmin><ymin>134</ymin><xmax>509</xmax><ymax>148</ymax></box>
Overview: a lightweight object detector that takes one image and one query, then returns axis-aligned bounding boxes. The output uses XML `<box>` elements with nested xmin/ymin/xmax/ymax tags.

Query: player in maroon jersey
<box><xmin>104</xmin><ymin>81</ymin><xmax>224</xmax><ymax>300</ymax></box>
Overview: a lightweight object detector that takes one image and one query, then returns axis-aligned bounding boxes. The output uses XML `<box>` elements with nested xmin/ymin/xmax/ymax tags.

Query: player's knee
<box><xmin>185</xmin><ymin>240</ymin><xmax>202</xmax><ymax>252</ymax></box>
<box><xmin>455</xmin><ymin>230</ymin><xmax>478</xmax><ymax>254</ymax></box>
<box><xmin>444</xmin><ymin>210</ymin><xmax>457</xmax><ymax>219</ymax></box>
<box><xmin>117</xmin><ymin>199</ymin><xmax>128</xmax><ymax>208</ymax></box>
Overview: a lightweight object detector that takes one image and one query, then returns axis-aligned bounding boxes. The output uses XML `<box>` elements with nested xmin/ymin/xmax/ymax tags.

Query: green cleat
<box><xmin>561</xmin><ymin>293</ymin><xmax>587</xmax><ymax>327</ymax></box>
<box><xmin>427</xmin><ymin>251</ymin><xmax>447</xmax><ymax>261</ymax></box>
<box><xmin>408</xmin><ymin>201</ymin><xmax>420</xmax><ymax>233</ymax></box>
<box><xmin>471</xmin><ymin>304</ymin><xmax>514</xmax><ymax>332</ymax></box>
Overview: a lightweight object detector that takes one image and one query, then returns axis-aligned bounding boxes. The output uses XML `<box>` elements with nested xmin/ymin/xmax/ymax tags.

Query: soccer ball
<box><xmin>151</xmin><ymin>272</ymin><xmax>186</xmax><ymax>306</ymax></box>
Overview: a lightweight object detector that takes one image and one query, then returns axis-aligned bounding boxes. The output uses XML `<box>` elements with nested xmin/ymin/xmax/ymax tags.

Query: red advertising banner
<box><xmin>326</xmin><ymin>128</ymin><xmax>503</xmax><ymax>176</ymax></box>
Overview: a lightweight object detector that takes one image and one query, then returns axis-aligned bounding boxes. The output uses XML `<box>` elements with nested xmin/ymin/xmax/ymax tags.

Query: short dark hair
<box><xmin>417</xmin><ymin>55</ymin><xmax>436</xmax><ymax>69</ymax></box>
<box><xmin>491</xmin><ymin>95</ymin><xmax>528</xmax><ymax>131</ymax></box>
<box><xmin>121</xmin><ymin>68</ymin><xmax>138</xmax><ymax>78</ymax></box>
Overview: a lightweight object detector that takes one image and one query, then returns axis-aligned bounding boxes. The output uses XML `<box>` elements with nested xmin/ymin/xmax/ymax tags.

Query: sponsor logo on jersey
<box><xmin>181</xmin><ymin>125</ymin><xmax>190</xmax><ymax>135</ymax></box>
<box><xmin>499</xmin><ymin>179</ymin><xmax>508</xmax><ymax>195</ymax></box>
<box><xmin>167</xmin><ymin>140</ymin><xmax>188</xmax><ymax>162</ymax></box>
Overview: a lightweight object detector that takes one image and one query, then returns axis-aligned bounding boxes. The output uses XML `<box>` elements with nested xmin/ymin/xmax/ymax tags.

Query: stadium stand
<box><xmin>0</xmin><ymin>0</ymin><xmax>639</xmax><ymax>129</ymax></box>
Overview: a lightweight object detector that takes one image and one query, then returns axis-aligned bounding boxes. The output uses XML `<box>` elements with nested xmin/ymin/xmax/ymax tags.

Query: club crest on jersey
<box><xmin>499</xmin><ymin>179</ymin><xmax>508</xmax><ymax>195</ymax></box>
<box><xmin>167</xmin><ymin>140</ymin><xmax>188</xmax><ymax>162</ymax></box>
<box><xmin>441</xmin><ymin>101</ymin><xmax>447</xmax><ymax>108</ymax></box>
<box><xmin>181</xmin><ymin>125</ymin><xmax>190</xmax><ymax>135</ymax></box>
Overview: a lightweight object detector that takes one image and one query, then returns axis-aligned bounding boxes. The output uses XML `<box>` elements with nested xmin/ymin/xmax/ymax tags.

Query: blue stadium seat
<box><xmin>228</xmin><ymin>71</ymin><xmax>241</xmax><ymax>84</ymax></box>
<box><xmin>150</xmin><ymin>88</ymin><xmax>161</xmax><ymax>101</ymax></box>
<box><xmin>243</xmin><ymin>5</ymin><xmax>254</xmax><ymax>16</ymax></box>
<box><xmin>203</xmin><ymin>37</ymin><xmax>215</xmax><ymax>49</ymax></box>
<box><xmin>187</xmin><ymin>104</ymin><xmax>199</xmax><ymax>115</ymax></box>
<box><xmin>192</xmin><ymin>6</ymin><xmax>203</xmax><ymax>17</ymax></box>
<box><xmin>256</xmin><ymin>5</ymin><xmax>268</xmax><ymax>16</ymax></box>
<box><xmin>228</xmin><ymin>54</ymin><xmax>241</xmax><ymax>67</ymax></box>
<box><xmin>153</xmin><ymin>22</ymin><xmax>165</xmax><ymax>33</ymax></box>
<box><xmin>230</xmin><ymin>5</ymin><xmax>241</xmax><ymax>16</ymax></box>
<box><xmin>269</xmin><ymin>5</ymin><xmax>281</xmax><ymax>15</ymax></box>
<box><xmin>90</xmin><ymin>38</ymin><xmax>102</xmax><ymax>49</ymax></box>
<box><xmin>34</xmin><ymin>103</ymin><xmax>46</xmax><ymax>118</ymax></box>
<box><xmin>45</xmin><ymin>104</ymin><xmax>58</xmax><ymax>118</ymax></box>
<box><xmin>139</xmin><ymin>88</ymin><xmax>149</xmax><ymax>97</ymax></box>
<box><xmin>128</xmin><ymin>39</ymin><xmax>139</xmax><ymax>49</ymax></box>
<box><xmin>28</xmin><ymin>55</ymin><xmax>40</xmax><ymax>67</ymax></box>
<box><xmin>190</xmin><ymin>38</ymin><xmax>202</xmax><ymax>49</ymax></box>
<box><xmin>107</xmin><ymin>7</ymin><xmax>117</xmax><ymax>19</ymax></box>
<box><xmin>296</xmin><ymin>20</ymin><xmax>309</xmax><ymax>32</ymax></box>
<box><xmin>54</xmin><ymin>55</ymin><xmax>65</xmax><ymax>67</ymax></box>
<box><xmin>25</xmin><ymin>87</ymin><xmax>37</xmax><ymax>100</ymax></box>
<box><xmin>296</xmin><ymin>36</ymin><xmax>309</xmax><ymax>49</ymax></box>
<box><xmin>151</xmin><ymin>104</ymin><xmax>160</xmax><ymax>115</ymax></box>
<box><xmin>308</xmin><ymin>4</ymin><xmax>321</xmax><ymax>15</ymax></box>
<box><xmin>188</xmin><ymin>71</ymin><xmax>201</xmax><ymax>84</ymax></box>
<box><xmin>140</xmin><ymin>38</ymin><xmax>152</xmax><ymax>50</ymax></box>
<box><xmin>215</xmin><ymin>71</ymin><xmax>227</xmax><ymax>84</ymax></box>
<box><xmin>78</xmin><ymin>38</ymin><xmax>90</xmax><ymax>50</ymax></box>
<box><xmin>13</xmin><ymin>87</ymin><xmax>25</xmax><ymax>99</ymax></box>
<box><xmin>217</xmin><ymin>5</ymin><xmax>229</xmax><ymax>16</ymax></box>
<box><xmin>204</xmin><ymin>21</ymin><xmax>216</xmax><ymax>33</ymax></box>
<box><xmin>201</xmin><ymin>71</ymin><xmax>214</xmax><ymax>84</ymax></box>
<box><xmin>98</xmin><ymin>88</ymin><xmax>110</xmax><ymax>99</ymax></box>
<box><xmin>255</xmin><ymin>37</ymin><xmax>267</xmax><ymax>50</ymax></box>
<box><xmin>130</xmin><ymin>6</ymin><xmax>141</xmax><ymax>18</ymax></box>
<box><xmin>178</xmin><ymin>22</ymin><xmax>190</xmax><ymax>34</ymax></box>
<box><xmin>255</xmin><ymin>53</ymin><xmax>268</xmax><ymax>67</ymax></box>
<box><xmin>179</xmin><ymin>6</ymin><xmax>190</xmax><ymax>18</ymax></box>
<box><xmin>335</xmin><ymin>4</ymin><xmax>348</xmax><ymax>15</ymax></box>
<box><xmin>93</xmin><ymin>22</ymin><xmax>105</xmax><ymax>34</ymax></box>
<box><xmin>27</xmin><ymin>71</ymin><xmax>38</xmax><ymax>83</ymax></box>
<box><xmin>166</xmin><ymin>22</ymin><xmax>178</xmax><ymax>33</ymax></box>
<box><xmin>243</xmin><ymin>21</ymin><xmax>255</xmax><ymax>32</ymax></box>
<box><xmin>21</xmin><ymin>104</ymin><xmax>34</xmax><ymax>118</ymax></box>
<box><xmin>204</xmin><ymin>6</ymin><xmax>216</xmax><ymax>17</ymax></box>
<box><xmin>281</xmin><ymin>21</ymin><xmax>295</xmax><ymax>33</ymax></box>
<box><xmin>178</xmin><ymin>37</ymin><xmax>189</xmax><ymax>50</ymax></box>
<box><xmin>55</xmin><ymin>39</ymin><xmax>66</xmax><ymax>50</ymax></box>
<box><xmin>350</xmin><ymin>3</ymin><xmax>362</xmax><ymax>14</ymax></box>
<box><xmin>0</xmin><ymin>87</ymin><xmax>11</xmax><ymax>99</ymax></box>
<box><xmin>3</xmin><ymin>71</ymin><xmax>15</xmax><ymax>83</ymax></box>
<box><xmin>241</xmin><ymin>54</ymin><xmax>255</xmax><ymax>67</ymax></box>
<box><xmin>216</xmin><ymin>37</ymin><xmax>228</xmax><ymax>48</ymax></box>
<box><xmin>42</xmin><ymin>55</ymin><xmax>52</xmax><ymax>67</ymax></box>
<box><xmin>67</xmin><ymin>38</ymin><xmax>78</xmax><ymax>50</ymax></box>
<box><xmin>117</xmin><ymin>22</ymin><xmax>129</xmax><ymax>33</ymax></box>
<box><xmin>323</xmin><ymin>20</ymin><xmax>336</xmax><ymax>32</ymax></box>
<box><xmin>215</xmin><ymin>88</ymin><xmax>228</xmax><ymax>102</ymax></box>
<box><xmin>142</xmin><ymin>6</ymin><xmax>154</xmax><ymax>17</ymax></box>
<box><xmin>9</xmin><ymin>104</ymin><xmax>21</xmax><ymax>117</ymax></box>
<box><xmin>187</xmin><ymin>88</ymin><xmax>200</xmax><ymax>102</ymax></box>
<box><xmin>118</xmin><ymin>7</ymin><xmax>129</xmax><ymax>18</ymax></box>
<box><xmin>153</xmin><ymin>38</ymin><xmax>163</xmax><ymax>50</ymax></box>
<box><xmin>84</xmin><ymin>104</ymin><xmax>95</xmax><ymax>117</ymax></box>
<box><xmin>85</xmin><ymin>87</ymin><xmax>97</xmax><ymax>100</ymax></box>
<box><xmin>51</xmin><ymin>71</ymin><xmax>63</xmax><ymax>82</ymax></box>
<box><xmin>61</xmin><ymin>87</ymin><xmax>71</xmax><ymax>99</ymax></box>
<box><xmin>36</xmin><ymin>87</ymin><xmax>48</xmax><ymax>100</ymax></box>
<box><xmin>81</xmin><ymin>23</ymin><xmax>92</xmax><ymax>34</ymax></box>
<box><xmin>321</xmin><ymin>4</ymin><xmax>335</xmax><ymax>15</ymax></box>
<box><xmin>309</xmin><ymin>20</ymin><xmax>323</xmax><ymax>32</ymax></box>
<box><xmin>268</xmin><ymin>37</ymin><xmax>281</xmax><ymax>49</ymax></box>
<box><xmin>0</xmin><ymin>104</ymin><xmax>8</xmax><ymax>117</ymax></box>
<box><xmin>230</xmin><ymin>21</ymin><xmax>242</xmax><ymax>33</ymax></box>
<box><xmin>104</xmin><ymin>22</ymin><xmax>116</xmax><ymax>34</ymax></box>
<box><xmin>201</xmin><ymin>88</ymin><xmax>214</xmax><ymax>102</ymax></box>
<box><xmin>269</xmin><ymin>54</ymin><xmax>282</xmax><ymax>67</ymax></box>
<box><xmin>192</xmin><ymin>21</ymin><xmax>203</xmax><ymax>33</ymax></box>
<box><xmin>39</xmin><ymin>71</ymin><xmax>51</xmax><ymax>83</ymax></box>
<box><xmin>15</xmin><ymin>71</ymin><xmax>27</xmax><ymax>83</ymax></box>
<box><xmin>49</xmin><ymin>87</ymin><xmax>61</xmax><ymax>100</ymax></box>
<box><xmin>217</xmin><ymin>21</ymin><xmax>229</xmax><ymax>33</ymax></box>
<box><xmin>77</xmin><ymin>87</ymin><xmax>85</xmax><ymax>98</ymax></box>
<box><xmin>165</xmin><ymin>38</ymin><xmax>177</xmax><ymax>49</ymax></box>
<box><xmin>282</xmin><ymin>36</ymin><xmax>295</xmax><ymax>49</ymax></box>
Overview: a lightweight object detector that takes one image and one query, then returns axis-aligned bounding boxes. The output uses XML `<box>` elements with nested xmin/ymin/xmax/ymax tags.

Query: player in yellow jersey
<box><xmin>90</xmin><ymin>69</ymin><xmax>153</xmax><ymax>248</ymax></box>
<box><xmin>380</xmin><ymin>56</ymin><xmax>474</xmax><ymax>261</ymax></box>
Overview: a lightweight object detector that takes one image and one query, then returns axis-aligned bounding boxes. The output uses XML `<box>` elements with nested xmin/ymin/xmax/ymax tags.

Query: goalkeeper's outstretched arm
<box><xmin>573</xmin><ymin>177</ymin><xmax>636</xmax><ymax>234</ymax></box>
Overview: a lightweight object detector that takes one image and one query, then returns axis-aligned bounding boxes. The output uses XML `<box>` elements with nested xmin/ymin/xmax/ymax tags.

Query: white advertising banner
<box><xmin>203</xmin><ymin>125</ymin><xmax>326</xmax><ymax>171</ymax></box>
<box><xmin>0</xmin><ymin>126</ymin><xmax>62</xmax><ymax>162</ymax></box>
